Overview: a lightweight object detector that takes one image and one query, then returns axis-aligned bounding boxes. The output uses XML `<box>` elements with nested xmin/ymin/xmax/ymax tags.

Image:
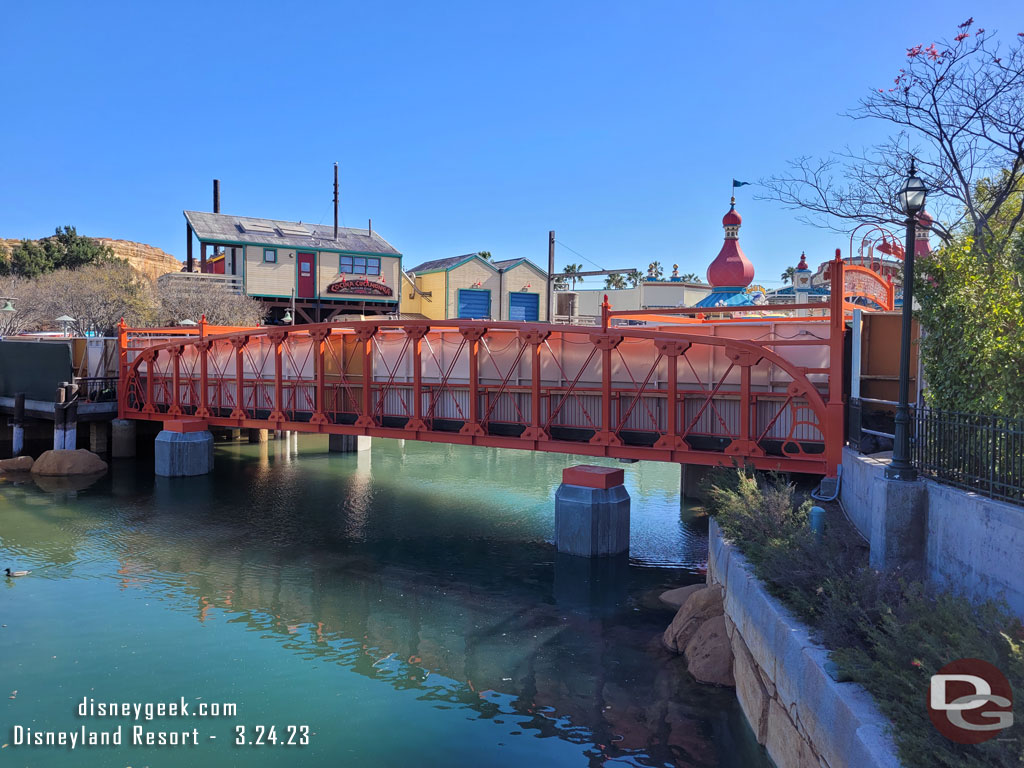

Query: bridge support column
<box><xmin>89</xmin><ymin>422</ymin><xmax>110</xmax><ymax>454</ymax></box>
<box><xmin>680</xmin><ymin>464</ymin><xmax>714</xmax><ymax>501</ymax></box>
<box><xmin>329</xmin><ymin>434</ymin><xmax>371</xmax><ymax>453</ymax></box>
<box><xmin>155</xmin><ymin>421</ymin><xmax>213</xmax><ymax>477</ymax></box>
<box><xmin>111</xmin><ymin>419</ymin><xmax>137</xmax><ymax>458</ymax></box>
<box><xmin>555</xmin><ymin>465</ymin><xmax>630</xmax><ymax>558</ymax></box>
<box><xmin>248</xmin><ymin>428</ymin><xmax>269</xmax><ymax>444</ymax></box>
<box><xmin>10</xmin><ymin>393</ymin><xmax>25</xmax><ymax>456</ymax></box>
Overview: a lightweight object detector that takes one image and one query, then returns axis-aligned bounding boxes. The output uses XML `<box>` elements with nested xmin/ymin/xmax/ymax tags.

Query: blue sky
<box><xmin>1</xmin><ymin>1</ymin><xmax>1018</xmax><ymax>287</ymax></box>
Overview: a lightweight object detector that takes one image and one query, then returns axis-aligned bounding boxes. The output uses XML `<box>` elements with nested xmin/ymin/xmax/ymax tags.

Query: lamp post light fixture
<box><xmin>54</xmin><ymin>314</ymin><xmax>76</xmax><ymax>338</ymax></box>
<box><xmin>885</xmin><ymin>159</ymin><xmax>927</xmax><ymax>481</ymax></box>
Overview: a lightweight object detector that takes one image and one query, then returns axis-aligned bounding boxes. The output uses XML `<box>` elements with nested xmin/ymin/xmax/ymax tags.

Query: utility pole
<box><xmin>547</xmin><ymin>230</ymin><xmax>555</xmax><ymax>322</ymax></box>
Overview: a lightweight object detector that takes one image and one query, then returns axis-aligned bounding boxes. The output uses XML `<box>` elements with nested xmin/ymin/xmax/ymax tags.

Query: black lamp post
<box><xmin>885</xmin><ymin>160</ymin><xmax>927</xmax><ymax>481</ymax></box>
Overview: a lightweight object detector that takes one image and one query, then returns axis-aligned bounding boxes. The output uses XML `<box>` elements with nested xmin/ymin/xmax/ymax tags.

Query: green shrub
<box><xmin>709</xmin><ymin>469</ymin><xmax>1024</xmax><ymax>768</ymax></box>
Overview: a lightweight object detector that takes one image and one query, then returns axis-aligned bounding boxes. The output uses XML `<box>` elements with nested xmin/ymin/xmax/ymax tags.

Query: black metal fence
<box><xmin>74</xmin><ymin>376</ymin><xmax>118</xmax><ymax>403</ymax></box>
<box><xmin>912</xmin><ymin>408</ymin><xmax>1024</xmax><ymax>504</ymax></box>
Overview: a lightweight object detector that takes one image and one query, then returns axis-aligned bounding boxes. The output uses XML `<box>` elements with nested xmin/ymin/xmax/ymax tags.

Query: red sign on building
<box><xmin>325</xmin><ymin>278</ymin><xmax>393</xmax><ymax>297</ymax></box>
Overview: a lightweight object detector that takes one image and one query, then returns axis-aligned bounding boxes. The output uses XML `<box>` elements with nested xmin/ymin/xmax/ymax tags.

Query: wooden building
<box><xmin>403</xmin><ymin>254</ymin><xmax>548</xmax><ymax>321</ymax></box>
<box><xmin>184</xmin><ymin>211</ymin><xmax>402</xmax><ymax>322</ymax></box>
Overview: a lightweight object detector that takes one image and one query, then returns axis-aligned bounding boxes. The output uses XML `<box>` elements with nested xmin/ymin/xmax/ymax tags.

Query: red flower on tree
<box><xmin>954</xmin><ymin>33</ymin><xmax>970</xmax><ymax>42</ymax></box>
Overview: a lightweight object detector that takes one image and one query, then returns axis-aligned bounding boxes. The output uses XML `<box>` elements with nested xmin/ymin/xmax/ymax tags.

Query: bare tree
<box><xmin>0</xmin><ymin>275</ymin><xmax>47</xmax><ymax>336</ymax></box>
<box><xmin>759</xmin><ymin>21</ymin><xmax>1024</xmax><ymax>257</ymax></box>
<box><xmin>155</xmin><ymin>276</ymin><xmax>265</xmax><ymax>327</ymax></box>
<box><xmin>34</xmin><ymin>261</ymin><xmax>156</xmax><ymax>335</ymax></box>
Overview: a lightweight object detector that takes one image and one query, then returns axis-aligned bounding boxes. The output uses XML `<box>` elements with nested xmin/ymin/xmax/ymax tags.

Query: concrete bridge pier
<box><xmin>329</xmin><ymin>435</ymin><xmax>371</xmax><ymax>453</ymax></box>
<box><xmin>554</xmin><ymin>466</ymin><xmax>630</xmax><ymax>558</ymax></box>
<box><xmin>680</xmin><ymin>463</ymin><xmax>714</xmax><ymax>501</ymax></box>
<box><xmin>111</xmin><ymin>419</ymin><xmax>137</xmax><ymax>458</ymax></box>
<box><xmin>10</xmin><ymin>393</ymin><xmax>25</xmax><ymax>456</ymax></box>
<box><xmin>248</xmin><ymin>428</ymin><xmax>269</xmax><ymax>444</ymax></box>
<box><xmin>155</xmin><ymin>420</ymin><xmax>214</xmax><ymax>477</ymax></box>
<box><xmin>89</xmin><ymin>422</ymin><xmax>110</xmax><ymax>454</ymax></box>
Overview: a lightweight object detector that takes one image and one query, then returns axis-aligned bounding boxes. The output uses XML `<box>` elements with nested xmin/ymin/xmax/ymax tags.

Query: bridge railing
<box><xmin>118</xmin><ymin>257</ymin><xmax>846</xmax><ymax>474</ymax></box>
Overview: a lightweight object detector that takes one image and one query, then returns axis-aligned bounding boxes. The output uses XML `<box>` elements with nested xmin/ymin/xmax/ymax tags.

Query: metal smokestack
<box><xmin>213</xmin><ymin>179</ymin><xmax>220</xmax><ymax>213</ymax></box>
<box><xmin>333</xmin><ymin>163</ymin><xmax>339</xmax><ymax>241</ymax></box>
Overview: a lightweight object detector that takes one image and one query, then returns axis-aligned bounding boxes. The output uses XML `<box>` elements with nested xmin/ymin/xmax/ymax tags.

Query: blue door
<box><xmin>457</xmin><ymin>289</ymin><xmax>491</xmax><ymax>319</ymax></box>
<box><xmin>509</xmin><ymin>292</ymin><xmax>539</xmax><ymax>322</ymax></box>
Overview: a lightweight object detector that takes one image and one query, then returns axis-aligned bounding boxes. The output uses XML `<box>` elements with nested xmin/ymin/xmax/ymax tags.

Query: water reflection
<box><xmin>0</xmin><ymin>437</ymin><xmax>765</xmax><ymax>767</ymax></box>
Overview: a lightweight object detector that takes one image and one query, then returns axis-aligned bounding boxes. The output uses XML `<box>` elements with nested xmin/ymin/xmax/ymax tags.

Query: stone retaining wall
<box><xmin>841</xmin><ymin>447</ymin><xmax>1024</xmax><ymax>617</ymax></box>
<box><xmin>708</xmin><ymin>518</ymin><xmax>902</xmax><ymax>768</ymax></box>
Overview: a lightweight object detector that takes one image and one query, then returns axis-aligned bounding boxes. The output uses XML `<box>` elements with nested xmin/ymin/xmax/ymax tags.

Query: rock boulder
<box><xmin>663</xmin><ymin>585</ymin><xmax>724</xmax><ymax>653</ymax></box>
<box><xmin>30</xmin><ymin>449</ymin><xmax>108</xmax><ymax>476</ymax></box>
<box><xmin>658</xmin><ymin>583</ymin><xmax>706</xmax><ymax>610</ymax></box>
<box><xmin>684</xmin><ymin>615</ymin><xmax>735</xmax><ymax>686</ymax></box>
<box><xmin>0</xmin><ymin>455</ymin><xmax>34</xmax><ymax>472</ymax></box>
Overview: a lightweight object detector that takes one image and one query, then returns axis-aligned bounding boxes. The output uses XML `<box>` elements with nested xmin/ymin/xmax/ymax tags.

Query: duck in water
<box><xmin>5</xmin><ymin>568</ymin><xmax>30</xmax><ymax>577</ymax></box>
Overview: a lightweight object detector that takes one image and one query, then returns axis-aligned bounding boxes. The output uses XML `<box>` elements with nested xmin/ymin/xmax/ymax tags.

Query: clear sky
<box><xmin>1</xmin><ymin>1</ymin><xmax>1018</xmax><ymax>288</ymax></box>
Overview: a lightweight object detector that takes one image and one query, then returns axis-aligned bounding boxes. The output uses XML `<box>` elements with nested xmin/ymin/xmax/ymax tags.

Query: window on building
<box><xmin>340</xmin><ymin>255</ymin><xmax>380</xmax><ymax>275</ymax></box>
<box><xmin>263</xmin><ymin>249</ymin><xmax>277</xmax><ymax>263</ymax></box>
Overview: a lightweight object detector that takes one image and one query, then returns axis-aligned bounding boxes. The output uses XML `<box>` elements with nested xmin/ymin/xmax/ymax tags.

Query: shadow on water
<box><xmin>0</xmin><ymin>436</ymin><xmax>767</xmax><ymax>768</ymax></box>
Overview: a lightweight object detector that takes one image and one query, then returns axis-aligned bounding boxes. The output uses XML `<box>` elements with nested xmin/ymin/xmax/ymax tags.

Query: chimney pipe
<box><xmin>333</xmin><ymin>163</ymin><xmax>339</xmax><ymax>241</ymax></box>
<box><xmin>213</xmin><ymin>179</ymin><xmax>220</xmax><ymax>214</ymax></box>
<box><xmin>368</xmin><ymin>218</ymin><xmax>372</xmax><ymax>237</ymax></box>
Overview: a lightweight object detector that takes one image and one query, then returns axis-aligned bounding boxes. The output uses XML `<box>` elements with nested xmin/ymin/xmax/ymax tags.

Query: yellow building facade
<box><xmin>403</xmin><ymin>254</ymin><xmax>548</xmax><ymax>322</ymax></box>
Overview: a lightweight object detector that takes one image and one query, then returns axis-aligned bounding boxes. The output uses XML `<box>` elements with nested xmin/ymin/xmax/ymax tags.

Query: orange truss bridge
<box><xmin>119</xmin><ymin>259</ymin><xmax>852</xmax><ymax>476</ymax></box>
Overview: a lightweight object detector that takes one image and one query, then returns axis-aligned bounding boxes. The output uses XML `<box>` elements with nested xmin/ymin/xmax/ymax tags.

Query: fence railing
<box><xmin>74</xmin><ymin>376</ymin><xmax>119</xmax><ymax>403</ymax></box>
<box><xmin>912</xmin><ymin>408</ymin><xmax>1024</xmax><ymax>504</ymax></box>
<box><xmin>156</xmin><ymin>272</ymin><xmax>244</xmax><ymax>295</ymax></box>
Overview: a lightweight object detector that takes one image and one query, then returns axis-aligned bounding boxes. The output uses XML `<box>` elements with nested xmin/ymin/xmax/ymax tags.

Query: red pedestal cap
<box><xmin>562</xmin><ymin>465</ymin><xmax>625</xmax><ymax>489</ymax></box>
<box><xmin>164</xmin><ymin>419</ymin><xmax>208</xmax><ymax>433</ymax></box>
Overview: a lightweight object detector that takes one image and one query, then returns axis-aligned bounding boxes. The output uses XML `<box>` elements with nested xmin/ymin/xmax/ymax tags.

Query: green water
<box><xmin>1</xmin><ymin>436</ymin><xmax>767</xmax><ymax>767</ymax></box>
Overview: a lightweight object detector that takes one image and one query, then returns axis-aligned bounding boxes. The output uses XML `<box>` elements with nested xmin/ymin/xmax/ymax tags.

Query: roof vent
<box><xmin>238</xmin><ymin>220</ymin><xmax>276</xmax><ymax>235</ymax></box>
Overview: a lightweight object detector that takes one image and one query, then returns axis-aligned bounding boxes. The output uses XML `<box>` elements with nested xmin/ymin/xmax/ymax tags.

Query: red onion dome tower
<box><xmin>706</xmin><ymin>199</ymin><xmax>755</xmax><ymax>288</ymax></box>
<box><xmin>696</xmin><ymin>199</ymin><xmax>759</xmax><ymax>309</ymax></box>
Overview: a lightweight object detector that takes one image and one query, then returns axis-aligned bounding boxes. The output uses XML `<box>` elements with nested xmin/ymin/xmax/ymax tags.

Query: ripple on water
<box><xmin>0</xmin><ymin>438</ymin><xmax>765</xmax><ymax>768</ymax></box>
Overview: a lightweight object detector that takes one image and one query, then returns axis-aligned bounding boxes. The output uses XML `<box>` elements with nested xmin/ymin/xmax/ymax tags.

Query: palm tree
<box><xmin>562</xmin><ymin>263</ymin><xmax>584</xmax><ymax>290</ymax></box>
<box><xmin>477</xmin><ymin>251</ymin><xmax>493</xmax><ymax>261</ymax></box>
<box><xmin>680</xmin><ymin>272</ymin><xmax>701</xmax><ymax>283</ymax></box>
<box><xmin>604</xmin><ymin>273</ymin><xmax>626</xmax><ymax>289</ymax></box>
<box><xmin>648</xmin><ymin>261</ymin><xmax>664</xmax><ymax>280</ymax></box>
<box><xmin>626</xmin><ymin>270</ymin><xmax>643</xmax><ymax>287</ymax></box>
<box><xmin>552</xmin><ymin>275</ymin><xmax>569</xmax><ymax>290</ymax></box>
<box><xmin>781</xmin><ymin>266</ymin><xmax>796</xmax><ymax>284</ymax></box>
